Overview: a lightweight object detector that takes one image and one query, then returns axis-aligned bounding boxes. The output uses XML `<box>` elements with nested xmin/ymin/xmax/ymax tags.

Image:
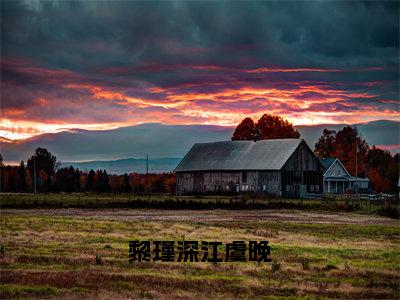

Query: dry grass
<box><xmin>1</xmin><ymin>209</ymin><xmax>399</xmax><ymax>299</ymax></box>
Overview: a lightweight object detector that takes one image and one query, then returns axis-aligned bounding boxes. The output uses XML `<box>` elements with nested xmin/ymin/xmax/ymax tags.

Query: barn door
<box><xmin>299</xmin><ymin>184</ymin><xmax>306</xmax><ymax>198</ymax></box>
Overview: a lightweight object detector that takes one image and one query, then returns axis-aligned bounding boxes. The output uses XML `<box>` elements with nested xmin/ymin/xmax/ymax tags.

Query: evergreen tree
<box><xmin>123</xmin><ymin>173</ymin><xmax>132</xmax><ymax>193</ymax></box>
<box><xmin>17</xmin><ymin>161</ymin><xmax>27</xmax><ymax>192</ymax></box>
<box><xmin>86</xmin><ymin>169</ymin><xmax>95</xmax><ymax>192</ymax></box>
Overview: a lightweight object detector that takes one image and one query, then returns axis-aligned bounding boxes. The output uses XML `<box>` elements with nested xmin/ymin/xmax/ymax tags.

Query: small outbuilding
<box><xmin>174</xmin><ymin>139</ymin><xmax>325</xmax><ymax>198</ymax></box>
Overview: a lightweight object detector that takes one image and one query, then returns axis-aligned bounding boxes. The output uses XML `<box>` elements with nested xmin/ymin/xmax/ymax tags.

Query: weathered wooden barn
<box><xmin>174</xmin><ymin>139</ymin><xmax>324</xmax><ymax>198</ymax></box>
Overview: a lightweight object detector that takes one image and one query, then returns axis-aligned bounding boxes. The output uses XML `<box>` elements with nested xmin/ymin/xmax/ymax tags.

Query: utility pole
<box><xmin>33</xmin><ymin>154</ymin><xmax>37</xmax><ymax>194</ymax></box>
<box><xmin>354</xmin><ymin>127</ymin><xmax>358</xmax><ymax>197</ymax></box>
<box><xmin>146</xmin><ymin>154</ymin><xmax>149</xmax><ymax>191</ymax></box>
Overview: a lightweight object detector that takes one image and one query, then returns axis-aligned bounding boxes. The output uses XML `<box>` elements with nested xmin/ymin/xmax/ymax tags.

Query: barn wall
<box><xmin>176</xmin><ymin>172</ymin><xmax>194</xmax><ymax>195</ymax></box>
<box><xmin>203</xmin><ymin>171</ymin><xmax>240</xmax><ymax>192</ymax></box>
<box><xmin>281</xmin><ymin>140</ymin><xmax>324</xmax><ymax>197</ymax></box>
<box><xmin>177</xmin><ymin>170</ymin><xmax>281</xmax><ymax>196</ymax></box>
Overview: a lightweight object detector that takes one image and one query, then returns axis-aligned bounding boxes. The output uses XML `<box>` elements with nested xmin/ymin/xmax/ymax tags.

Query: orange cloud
<box><xmin>2</xmin><ymin>58</ymin><xmax>398</xmax><ymax>141</ymax></box>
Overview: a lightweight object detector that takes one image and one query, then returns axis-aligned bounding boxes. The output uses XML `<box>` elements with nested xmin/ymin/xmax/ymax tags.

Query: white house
<box><xmin>320</xmin><ymin>158</ymin><xmax>369</xmax><ymax>194</ymax></box>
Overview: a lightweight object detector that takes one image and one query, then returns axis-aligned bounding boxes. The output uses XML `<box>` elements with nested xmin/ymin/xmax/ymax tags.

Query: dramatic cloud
<box><xmin>1</xmin><ymin>1</ymin><xmax>399</xmax><ymax>140</ymax></box>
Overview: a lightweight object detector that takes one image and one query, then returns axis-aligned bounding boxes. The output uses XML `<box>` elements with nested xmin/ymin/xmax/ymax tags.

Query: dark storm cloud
<box><xmin>3</xmin><ymin>1</ymin><xmax>398</xmax><ymax>70</ymax></box>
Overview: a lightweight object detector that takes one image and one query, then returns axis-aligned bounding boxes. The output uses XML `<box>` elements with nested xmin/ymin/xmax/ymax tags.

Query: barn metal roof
<box><xmin>174</xmin><ymin>139</ymin><xmax>303</xmax><ymax>172</ymax></box>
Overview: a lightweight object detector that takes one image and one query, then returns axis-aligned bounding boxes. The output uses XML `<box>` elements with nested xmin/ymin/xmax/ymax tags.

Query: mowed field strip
<box><xmin>1</xmin><ymin>209</ymin><xmax>399</xmax><ymax>299</ymax></box>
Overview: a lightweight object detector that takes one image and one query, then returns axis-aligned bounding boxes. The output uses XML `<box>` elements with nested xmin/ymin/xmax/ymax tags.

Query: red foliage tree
<box><xmin>367</xmin><ymin>146</ymin><xmax>399</xmax><ymax>193</ymax></box>
<box><xmin>231</xmin><ymin>114</ymin><xmax>299</xmax><ymax>141</ymax></box>
<box><xmin>231</xmin><ymin>117</ymin><xmax>255</xmax><ymax>140</ymax></box>
<box><xmin>368</xmin><ymin>168</ymin><xmax>390</xmax><ymax>193</ymax></box>
<box><xmin>256</xmin><ymin>114</ymin><xmax>300</xmax><ymax>140</ymax></box>
<box><xmin>333</xmin><ymin>126</ymin><xmax>368</xmax><ymax>177</ymax></box>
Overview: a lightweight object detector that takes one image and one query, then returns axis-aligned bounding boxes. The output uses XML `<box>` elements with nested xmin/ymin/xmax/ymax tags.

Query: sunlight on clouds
<box><xmin>1</xmin><ymin>59</ymin><xmax>398</xmax><ymax>140</ymax></box>
<box><xmin>0</xmin><ymin>119</ymin><xmax>125</xmax><ymax>140</ymax></box>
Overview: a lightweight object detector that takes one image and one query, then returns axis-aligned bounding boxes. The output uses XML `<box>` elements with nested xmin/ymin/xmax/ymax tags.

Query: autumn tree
<box><xmin>368</xmin><ymin>169</ymin><xmax>390</xmax><ymax>193</ymax></box>
<box><xmin>367</xmin><ymin>147</ymin><xmax>399</xmax><ymax>193</ymax></box>
<box><xmin>333</xmin><ymin>126</ymin><xmax>368</xmax><ymax>177</ymax></box>
<box><xmin>314</xmin><ymin>129</ymin><xmax>336</xmax><ymax>158</ymax></box>
<box><xmin>256</xmin><ymin>114</ymin><xmax>300</xmax><ymax>140</ymax></box>
<box><xmin>164</xmin><ymin>176</ymin><xmax>176</xmax><ymax>194</ymax></box>
<box><xmin>231</xmin><ymin>114</ymin><xmax>300</xmax><ymax>141</ymax></box>
<box><xmin>27</xmin><ymin>148</ymin><xmax>57</xmax><ymax>192</ymax></box>
<box><xmin>231</xmin><ymin>117</ymin><xmax>255</xmax><ymax>140</ymax></box>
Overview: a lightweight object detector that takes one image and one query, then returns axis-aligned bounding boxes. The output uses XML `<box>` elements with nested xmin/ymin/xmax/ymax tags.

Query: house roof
<box><xmin>320</xmin><ymin>157</ymin><xmax>336</xmax><ymax>170</ymax></box>
<box><xmin>320</xmin><ymin>157</ymin><xmax>351</xmax><ymax>177</ymax></box>
<box><xmin>174</xmin><ymin>139</ymin><xmax>303</xmax><ymax>172</ymax></box>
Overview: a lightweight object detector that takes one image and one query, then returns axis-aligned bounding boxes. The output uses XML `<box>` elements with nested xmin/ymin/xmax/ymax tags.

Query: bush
<box><xmin>377</xmin><ymin>206</ymin><xmax>400</xmax><ymax>219</ymax></box>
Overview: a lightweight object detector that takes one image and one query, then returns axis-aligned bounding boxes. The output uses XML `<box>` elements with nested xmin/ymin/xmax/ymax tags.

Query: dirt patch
<box><xmin>2</xmin><ymin>209</ymin><xmax>398</xmax><ymax>225</ymax></box>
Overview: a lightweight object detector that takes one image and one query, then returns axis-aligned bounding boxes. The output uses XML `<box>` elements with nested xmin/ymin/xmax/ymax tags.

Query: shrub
<box><xmin>324</xmin><ymin>263</ymin><xmax>338</xmax><ymax>271</ymax></box>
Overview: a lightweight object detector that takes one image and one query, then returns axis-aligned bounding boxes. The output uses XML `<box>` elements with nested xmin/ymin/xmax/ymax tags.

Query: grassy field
<box><xmin>1</xmin><ymin>207</ymin><xmax>399</xmax><ymax>299</ymax></box>
<box><xmin>1</xmin><ymin>193</ymin><xmax>396</xmax><ymax>213</ymax></box>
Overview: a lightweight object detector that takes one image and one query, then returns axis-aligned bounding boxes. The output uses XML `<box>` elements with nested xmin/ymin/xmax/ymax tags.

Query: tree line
<box><xmin>233</xmin><ymin>114</ymin><xmax>399</xmax><ymax>193</ymax></box>
<box><xmin>0</xmin><ymin>148</ymin><xmax>176</xmax><ymax>194</ymax></box>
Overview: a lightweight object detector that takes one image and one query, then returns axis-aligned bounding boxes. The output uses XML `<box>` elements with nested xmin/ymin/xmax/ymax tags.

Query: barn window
<box><xmin>286</xmin><ymin>185</ymin><xmax>290</xmax><ymax>192</ymax></box>
<box><xmin>310</xmin><ymin>185</ymin><xmax>314</xmax><ymax>192</ymax></box>
<box><xmin>226</xmin><ymin>185</ymin><xmax>229</xmax><ymax>191</ymax></box>
<box><xmin>242</xmin><ymin>172</ymin><xmax>247</xmax><ymax>183</ymax></box>
<box><xmin>263</xmin><ymin>185</ymin><xmax>266</xmax><ymax>191</ymax></box>
<box><xmin>315</xmin><ymin>185</ymin><xmax>319</xmax><ymax>192</ymax></box>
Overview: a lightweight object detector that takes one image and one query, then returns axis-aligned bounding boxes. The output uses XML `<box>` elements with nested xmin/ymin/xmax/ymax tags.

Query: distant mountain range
<box><xmin>60</xmin><ymin>157</ymin><xmax>182</xmax><ymax>174</ymax></box>
<box><xmin>1</xmin><ymin>120</ymin><xmax>398</xmax><ymax>174</ymax></box>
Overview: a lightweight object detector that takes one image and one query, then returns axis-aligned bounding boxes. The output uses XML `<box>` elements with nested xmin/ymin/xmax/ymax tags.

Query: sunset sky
<box><xmin>1</xmin><ymin>1</ymin><xmax>399</xmax><ymax>141</ymax></box>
